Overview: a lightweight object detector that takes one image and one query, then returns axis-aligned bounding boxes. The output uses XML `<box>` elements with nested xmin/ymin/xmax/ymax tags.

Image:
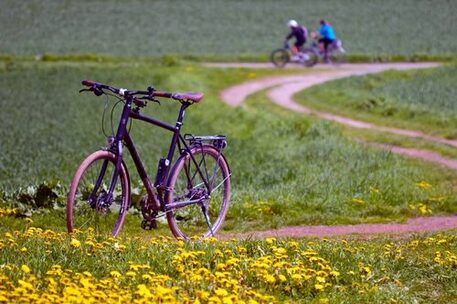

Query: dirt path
<box><xmin>222</xmin><ymin>216</ymin><xmax>457</xmax><ymax>239</ymax></box>
<box><xmin>214</xmin><ymin>62</ymin><xmax>457</xmax><ymax>238</ymax></box>
<box><xmin>218</xmin><ymin>62</ymin><xmax>457</xmax><ymax>170</ymax></box>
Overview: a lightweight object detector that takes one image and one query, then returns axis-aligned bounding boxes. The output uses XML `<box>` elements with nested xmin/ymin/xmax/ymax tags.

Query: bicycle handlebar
<box><xmin>80</xmin><ymin>80</ymin><xmax>203</xmax><ymax>107</ymax></box>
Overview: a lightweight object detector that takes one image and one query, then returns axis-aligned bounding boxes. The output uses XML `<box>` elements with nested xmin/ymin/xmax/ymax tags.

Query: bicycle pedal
<box><xmin>141</xmin><ymin>219</ymin><xmax>158</xmax><ymax>230</ymax></box>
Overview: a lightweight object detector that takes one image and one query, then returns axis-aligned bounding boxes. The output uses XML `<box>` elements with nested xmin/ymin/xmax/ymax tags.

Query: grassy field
<box><xmin>1</xmin><ymin>1</ymin><xmax>457</xmax><ymax>302</ymax></box>
<box><xmin>295</xmin><ymin>64</ymin><xmax>457</xmax><ymax>139</ymax></box>
<box><xmin>1</xmin><ymin>0</ymin><xmax>456</xmax><ymax>59</ymax></box>
<box><xmin>0</xmin><ymin>215</ymin><xmax>456</xmax><ymax>303</ymax></box>
<box><xmin>1</xmin><ymin>61</ymin><xmax>457</xmax><ymax>233</ymax></box>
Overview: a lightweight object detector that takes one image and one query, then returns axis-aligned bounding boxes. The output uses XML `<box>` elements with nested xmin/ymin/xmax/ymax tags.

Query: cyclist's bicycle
<box><xmin>66</xmin><ymin>80</ymin><xmax>231</xmax><ymax>240</ymax></box>
<box><xmin>309</xmin><ymin>38</ymin><xmax>347</xmax><ymax>65</ymax></box>
<box><xmin>271</xmin><ymin>39</ymin><xmax>346</xmax><ymax>67</ymax></box>
<box><xmin>270</xmin><ymin>42</ymin><xmax>319</xmax><ymax>68</ymax></box>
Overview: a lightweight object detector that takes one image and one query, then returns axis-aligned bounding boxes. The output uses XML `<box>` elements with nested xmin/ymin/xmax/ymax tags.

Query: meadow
<box><xmin>1</xmin><ymin>0</ymin><xmax>456</xmax><ymax>59</ymax></box>
<box><xmin>296</xmin><ymin>65</ymin><xmax>457</xmax><ymax>139</ymax></box>
<box><xmin>1</xmin><ymin>61</ymin><xmax>456</xmax><ymax>234</ymax></box>
<box><xmin>1</xmin><ymin>1</ymin><xmax>457</xmax><ymax>302</ymax></box>
<box><xmin>0</xmin><ymin>213</ymin><xmax>456</xmax><ymax>303</ymax></box>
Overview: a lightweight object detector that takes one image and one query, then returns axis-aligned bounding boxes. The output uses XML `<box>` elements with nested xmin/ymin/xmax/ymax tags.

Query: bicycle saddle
<box><xmin>173</xmin><ymin>92</ymin><xmax>204</xmax><ymax>103</ymax></box>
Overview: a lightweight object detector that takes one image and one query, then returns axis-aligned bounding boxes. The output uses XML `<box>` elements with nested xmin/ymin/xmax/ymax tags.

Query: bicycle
<box><xmin>271</xmin><ymin>39</ymin><xmax>346</xmax><ymax>67</ymax></box>
<box><xmin>270</xmin><ymin>42</ymin><xmax>319</xmax><ymax>68</ymax></box>
<box><xmin>66</xmin><ymin>80</ymin><xmax>231</xmax><ymax>240</ymax></box>
<box><xmin>309</xmin><ymin>37</ymin><xmax>347</xmax><ymax>65</ymax></box>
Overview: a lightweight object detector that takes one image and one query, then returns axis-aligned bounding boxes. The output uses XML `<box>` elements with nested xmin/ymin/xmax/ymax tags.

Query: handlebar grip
<box><xmin>154</xmin><ymin>91</ymin><xmax>173</xmax><ymax>98</ymax></box>
<box><xmin>82</xmin><ymin>80</ymin><xmax>97</xmax><ymax>87</ymax></box>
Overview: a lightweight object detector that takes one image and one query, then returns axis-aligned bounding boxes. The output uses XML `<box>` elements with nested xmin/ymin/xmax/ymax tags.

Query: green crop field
<box><xmin>1</xmin><ymin>0</ymin><xmax>456</xmax><ymax>59</ymax></box>
<box><xmin>296</xmin><ymin>64</ymin><xmax>457</xmax><ymax>139</ymax></box>
<box><xmin>1</xmin><ymin>62</ymin><xmax>456</xmax><ymax>232</ymax></box>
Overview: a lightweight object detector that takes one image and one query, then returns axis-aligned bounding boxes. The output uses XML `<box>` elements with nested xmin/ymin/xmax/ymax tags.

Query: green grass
<box><xmin>295</xmin><ymin>65</ymin><xmax>457</xmax><ymax>139</ymax></box>
<box><xmin>0</xmin><ymin>221</ymin><xmax>456</xmax><ymax>303</ymax></box>
<box><xmin>1</xmin><ymin>0</ymin><xmax>457</xmax><ymax>58</ymax></box>
<box><xmin>1</xmin><ymin>61</ymin><xmax>457</xmax><ymax>232</ymax></box>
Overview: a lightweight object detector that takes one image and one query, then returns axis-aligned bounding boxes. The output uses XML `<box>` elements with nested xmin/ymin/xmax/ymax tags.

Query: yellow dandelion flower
<box><xmin>330</xmin><ymin>270</ymin><xmax>340</xmax><ymax>277</ymax></box>
<box><xmin>215</xmin><ymin>288</ymin><xmax>229</xmax><ymax>297</ymax></box>
<box><xmin>416</xmin><ymin>181</ymin><xmax>432</xmax><ymax>189</ymax></box>
<box><xmin>266</xmin><ymin>237</ymin><xmax>276</xmax><ymax>245</ymax></box>
<box><xmin>20</xmin><ymin>247</ymin><xmax>28</xmax><ymax>253</ymax></box>
<box><xmin>110</xmin><ymin>271</ymin><xmax>122</xmax><ymax>278</ymax></box>
<box><xmin>316</xmin><ymin>276</ymin><xmax>326</xmax><ymax>283</ymax></box>
<box><xmin>314</xmin><ymin>283</ymin><xmax>324</xmax><ymax>291</ymax></box>
<box><xmin>21</xmin><ymin>265</ymin><xmax>31</xmax><ymax>273</ymax></box>
<box><xmin>136</xmin><ymin>284</ymin><xmax>151</xmax><ymax>297</ymax></box>
<box><xmin>126</xmin><ymin>271</ymin><xmax>136</xmax><ymax>277</ymax></box>
<box><xmin>264</xmin><ymin>274</ymin><xmax>276</xmax><ymax>284</ymax></box>
<box><xmin>351</xmin><ymin>198</ymin><xmax>365</xmax><ymax>204</ymax></box>
<box><xmin>70</xmin><ymin>238</ymin><xmax>81</xmax><ymax>248</ymax></box>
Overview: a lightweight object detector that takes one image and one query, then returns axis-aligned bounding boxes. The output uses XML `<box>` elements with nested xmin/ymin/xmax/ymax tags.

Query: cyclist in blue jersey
<box><xmin>317</xmin><ymin>19</ymin><xmax>336</xmax><ymax>63</ymax></box>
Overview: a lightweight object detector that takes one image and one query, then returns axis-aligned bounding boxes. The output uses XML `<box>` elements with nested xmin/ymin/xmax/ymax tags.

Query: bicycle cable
<box><xmin>101</xmin><ymin>91</ymin><xmax>124</xmax><ymax>139</ymax></box>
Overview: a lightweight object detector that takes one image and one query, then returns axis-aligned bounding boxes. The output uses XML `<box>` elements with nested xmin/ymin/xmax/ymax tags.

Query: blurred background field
<box><xmin>1</xmin><ymin>0</ymin><xmax>456</xmax><ymax>59</ymax></box>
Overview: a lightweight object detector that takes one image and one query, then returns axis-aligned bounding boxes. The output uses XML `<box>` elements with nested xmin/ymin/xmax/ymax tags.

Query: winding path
<box><xmin>217</xmin><ymin>62</ymin><xmax>457</xmax><ymax>170</ymax></box>
<box><xmin>213</xmin><ymin>62</ymin><xmax>457</xmax><ymax>238</ymax></box>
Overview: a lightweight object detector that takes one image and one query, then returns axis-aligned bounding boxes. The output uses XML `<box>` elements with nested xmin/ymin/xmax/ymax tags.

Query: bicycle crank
<box><xmin>140</xmin><ymin>195</ymin><xmax>158</xmax><ymax>230</ymax></box>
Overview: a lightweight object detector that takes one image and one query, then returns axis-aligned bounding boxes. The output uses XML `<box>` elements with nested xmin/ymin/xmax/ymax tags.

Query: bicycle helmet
<box><xmin>287</xmin><ymin>19</ymin><xmax>298</xmax><ymax>28</ymax></box>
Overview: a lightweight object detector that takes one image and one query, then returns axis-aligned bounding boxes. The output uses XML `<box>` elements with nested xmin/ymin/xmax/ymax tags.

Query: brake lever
<box><xmin>140</xmin><ymin>95</ymin><xmax>161</xmax><ymax>105</ymax></box>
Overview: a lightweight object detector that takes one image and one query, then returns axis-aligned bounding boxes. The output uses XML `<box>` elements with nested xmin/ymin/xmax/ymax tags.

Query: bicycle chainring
<box><xmin>139</xmin><ymin>195</ymin><xmax>159</xmax><ymax>230</ymax></box>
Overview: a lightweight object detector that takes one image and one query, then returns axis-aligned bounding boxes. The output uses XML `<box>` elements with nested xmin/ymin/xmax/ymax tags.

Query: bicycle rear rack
<box><xmin>184</xmin><ymin>134</ymin><xmax>227</xmax><ymax>150</ymax></box>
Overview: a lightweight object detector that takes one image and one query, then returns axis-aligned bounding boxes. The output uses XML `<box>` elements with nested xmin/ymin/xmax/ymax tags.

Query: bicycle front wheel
<box><xmin>66</xmin><ymin>150</ymin><xmax>130</xmax><ymax>237</ymax></box>
<box><xmin>270</xmin><ymin>48</ymin><xmax>290</xmax><ymax>68</ymax></box>
<box><xmin>166</xmin><ymin>145</ymin><xmax>231</xmax><ymax>240</ymax></box>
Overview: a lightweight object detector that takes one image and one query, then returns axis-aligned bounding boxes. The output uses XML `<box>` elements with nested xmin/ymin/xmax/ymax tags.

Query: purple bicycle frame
<box><xmin>107</xmin><ymin>94</ymin><xmax>191</xmax><ymax>211</ymax></box>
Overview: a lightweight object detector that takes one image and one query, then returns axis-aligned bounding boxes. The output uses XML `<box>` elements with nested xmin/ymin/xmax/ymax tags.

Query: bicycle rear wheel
<box><xmin>165</xmin><ymin>145</ymin><xmax>231</xmax><ymax>240</ymax></box>
<box><xmin>66</xmin><ymin>150</ymin><xmax>130</xmax><ymax>237</ymax></box>
<box><xmin>329</xmin><ymin>47</ymin><xmax>347</xmax><ymax>65</ymax></box>
<box><xmin>302</xmin><ymin>48</ymin><xmax>319</xmax><ymax>67</ymax></box>
<box><xmin>270</xmin><ymin>48</ymin><xmax>290</xmax><ymax>67</ymax></box>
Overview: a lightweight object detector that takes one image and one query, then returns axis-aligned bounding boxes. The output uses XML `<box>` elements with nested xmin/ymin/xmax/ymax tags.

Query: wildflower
<box><xmin>21</xmin><ymin>265</ymin><xmax>31</xmax><ymax>273</ymax></box>
<box><xmin>316</xmin><ymin>276</ymin><xmax>326</xmax><ymax>283</ymax></box>
<box><xmin>266</xmin><ymin>237</ymin><xmax>276</xmax><ymax>245</ymax></box>
<box><xmin>215</xmin><ymin>288</ymin><xmax>229</xmax><ymax>297</ymax></box>
<box><xmin>314</xmin><ymin>283</ymin><xmax>324</xmax><ymax>291</ymax></box>
<box><xmin>416</xmin><ymin>181</ymin><xmax>432</xmax><ymax>189</ymax></box>
<box><xmin>351</xmin><ymin>198</ymin><xmax>365</xmax><ymax>204</ymax></box>
<box><xmin>278</xmin><ymin>274</ymin><xmax>287</xmax><ymax>282</ymax></box>
<box><xmin>110</xmin><ymin>271</ymin><xmax>122</xmax><ymax>278</ymax></box>
<box><xmin>70</xmin><ymin>238</ymin><xmax>81</xmax><ymax>248</ymax></box>
<box><xmin>264</xmin><ymin>274</ymin><xmax>276</xmax><ymax>284</ymax></box>
<box><xmin>136</xmin><ymin>284</ymin><xmax>152</xmax><ymax>297</ymax></box>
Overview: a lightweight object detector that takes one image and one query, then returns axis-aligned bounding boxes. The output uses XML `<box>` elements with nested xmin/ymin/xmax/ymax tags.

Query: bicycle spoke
<box><xmin>166</xmin><ymin>146</ymin><xmax>231</xmax><ymax>239</ymax></box>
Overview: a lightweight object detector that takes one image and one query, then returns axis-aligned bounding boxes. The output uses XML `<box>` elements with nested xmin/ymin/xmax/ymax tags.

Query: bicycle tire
<box><xmin>302</xmin><ymin>48</ymin><xmax>319</xmax><ymax>67</ymax></box>
<box><xmin>165</xmin><ymin>145</ymin><xmax>231</xmax><ymax>240</ymax></box>
<box><xmin>270</xmin><ymin>48</ymin><xmax>290</xmax><ymax>68</ymax></box>
<box><xmin>329</xmin><ymin>48</ymin><xmax>347</xmax><ymax>65</ymax></box>
<box><xmin>66</xmin><ymin>150</ymin><xmax>130</xmax><ymax>237</ymax></box>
